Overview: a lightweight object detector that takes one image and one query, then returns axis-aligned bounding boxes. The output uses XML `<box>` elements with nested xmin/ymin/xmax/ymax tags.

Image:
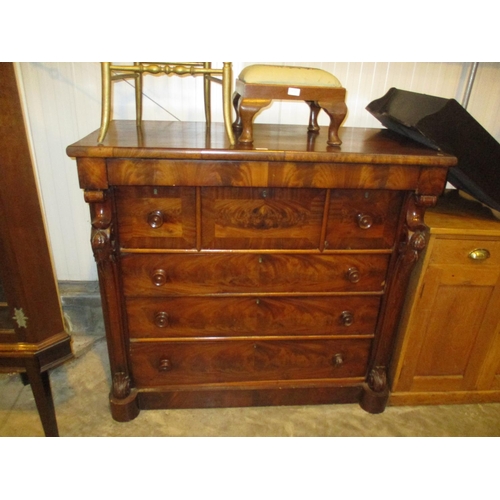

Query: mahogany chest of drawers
<box><xmin>67</xmin><ymin>121</ymin><xmax>455</xmax><ymax>421</ymax></box>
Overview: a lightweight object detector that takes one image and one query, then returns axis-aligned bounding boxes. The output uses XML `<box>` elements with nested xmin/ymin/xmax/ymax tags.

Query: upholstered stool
<box><xmin>232</xmin><ymin>64</ymin><xmax>347</xmax><ymax>146</ymax></box>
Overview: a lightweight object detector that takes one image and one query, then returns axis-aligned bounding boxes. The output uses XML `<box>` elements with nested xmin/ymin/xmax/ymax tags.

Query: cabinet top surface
<box><xmin>426</xmin><ymin>191</ymin><xmax>500</xmax><ymax>236</ymax></box>
<box><xmin>67</xmin><ymin>121</ymin><xmax>456</xmax><ymax>167</ymax></box>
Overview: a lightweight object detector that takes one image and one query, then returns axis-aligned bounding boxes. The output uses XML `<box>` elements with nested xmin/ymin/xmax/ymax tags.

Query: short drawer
<box><xmin>429</xmin><ymin>238</ymin><xmax>500</xmax><ymax>267</ymax></box>
<box><xmin>130</xmin><ymin>338</ymin><xmax>372</xmax><ymax>386</ymax></box>
<box><xmin>126</xmin><ymin>296</ymin><xmax>381</xmax><ymax>338</ymax></box>
<box><xmin>115</xmin><ymin>186</ymin><xmax>196</xmax><ymax>249</ymax></box>
<box><xmin>325</xmin><ymin>190</ymin><xmax>403</xmax><ymax>249</ymax></box>
<box><xmin>120</xmin><ymin>253</ymin><xmax>390</xmax><ymax>295</ymax></box>
<box><xmin>201</xmin><ymin>187</ymin><xmax>326</xmax><ymax>249</ymax></box>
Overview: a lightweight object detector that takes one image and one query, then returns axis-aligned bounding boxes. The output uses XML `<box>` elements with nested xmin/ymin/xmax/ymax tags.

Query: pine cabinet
<box><xmin>390</xmin><ymin>192</ymin><xmax>500</xmax><ymax>405</ymax></box>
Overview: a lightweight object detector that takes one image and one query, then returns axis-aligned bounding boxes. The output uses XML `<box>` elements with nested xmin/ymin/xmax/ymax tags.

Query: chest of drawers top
<box><xmin>67</xmin><ymin>121</ymin><xmax>455</xmax><ymax>192</ymax></box>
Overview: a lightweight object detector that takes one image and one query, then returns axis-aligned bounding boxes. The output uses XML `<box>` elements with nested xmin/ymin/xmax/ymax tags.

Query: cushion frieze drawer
<box><xmin>130</xmin><ymin>338</ymin><xmax>372</xmax><ymax>386</ymax></box>
<box><xmin>126</xmin><ymin>296</ymin><xmax>381</xmax><ymax>338</ymax></box>
<box><xmin>115</xmin><ymin>186</ymin><xmax>197</xmax><ymax>249</ymax></box>
<box><xmin>121</xmin><ymin>253</ymin><xmax>390</xmax><ymax>295</ymax></box>
<box><xmin>201</xmin><ymin>187</ymin><xmax>326</xmax><ymax>249</ymax></box>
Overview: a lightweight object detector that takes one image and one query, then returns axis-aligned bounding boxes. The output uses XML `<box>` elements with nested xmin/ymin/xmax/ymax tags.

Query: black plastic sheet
<box><xmin>367</xmin><ymin>87</ymin><xmax>500</xmax><ymax>212</ymax></box>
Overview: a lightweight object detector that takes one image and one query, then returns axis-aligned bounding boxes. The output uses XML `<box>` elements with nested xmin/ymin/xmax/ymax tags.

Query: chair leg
<box><xmin>135</xmin><ymin>68</ymin><xmax>143</xmax><ymax>129</ymax></box>
<box><xmin>318</xmin><ymin>100</ymin><xmax>347</xmax><ymax>146</ymax></box>
<box><xmin>222</xmin><ymin>62</ymin><xmax>235</xmax><ymax>145</ymax></box>
<box><xmin>203</xmin><ymin>62</ymin><xmax>212</xmax><ymax>126</ymax></box>
<box><xmin>306</xmin><ymin>101</ymin><xmax>321</xmax><ymax>133</ymax></box>
<box><xmin>98</xmin><ymin>62</ymin><xmax>112</xmax><ymax>144</ymax></box>
<box><xmin>237</xmin><ymin>98</ymin><xmax>272</xmax><ymax>144</ymax></box>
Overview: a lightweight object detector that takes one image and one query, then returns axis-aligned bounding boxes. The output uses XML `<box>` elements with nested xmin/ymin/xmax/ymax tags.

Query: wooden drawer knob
<box><xmin>468</xmin><ymin>248</ymin><xmax>490</xmax><ymax>260</ymax></box>
<box><xmin>333</xmin><ymin>353</ymin><xmax>344</xmax><ymax>367</ymax></box>
<box><xmin>341</xmin><ymin>311</ymin><xmax>354</xmax><ymax>326</ymax></box>
<box><xmin>357</xmin><ymin>213</ymin><xmax>373</xmax><ymax>229</ymax></box>
<box><xmin>152</xmin><ymin>269</ymin><xmax>167</xmax><ymax>286</ymax></box>
<box><xmin>154</xmin><ymin>311</ymin><xmax>169</xmax><ymax>328</ymax></box>
<box><xmin>147</xmin><ymin>210</ymin><xmax>164</xmax><ymax>228</ymax></box>
<box><xmin>346</xmin><ymin>267</ymin><xmax>360</xmax><ymax>283</ymax></box>
<box><xmin>158</xmin><ymin>357</ymin><xmax>172</xmax><ymax>372</ymax></box>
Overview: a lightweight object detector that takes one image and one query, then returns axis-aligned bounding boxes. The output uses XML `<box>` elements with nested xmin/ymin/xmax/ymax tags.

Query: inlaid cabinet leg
<box><xmin>24</xmin><ymin>361</ymin><xmax>59</xmax><ymax>437</ymax></box>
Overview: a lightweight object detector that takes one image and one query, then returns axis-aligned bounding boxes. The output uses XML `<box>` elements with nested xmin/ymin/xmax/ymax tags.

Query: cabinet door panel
<box><xmin>399</xmin><ymin>265</ymin><xmax>500</xmax><ymax>392</ymax></box>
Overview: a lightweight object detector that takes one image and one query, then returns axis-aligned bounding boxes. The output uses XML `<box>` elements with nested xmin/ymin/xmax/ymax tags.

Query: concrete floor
<box><xmin>1</xmin><ymin>335</ymin><xmax>500</xmax><ymax>437</ymax></box>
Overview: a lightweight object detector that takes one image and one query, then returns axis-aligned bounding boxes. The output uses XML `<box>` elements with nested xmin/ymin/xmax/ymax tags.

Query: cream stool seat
<box><xmin>232</xmin><ymin>64</ymin><xmax>347</xmax><ymax>146</ymax></box>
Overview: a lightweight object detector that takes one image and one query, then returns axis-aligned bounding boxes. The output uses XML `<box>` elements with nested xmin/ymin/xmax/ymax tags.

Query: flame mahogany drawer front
<box><xmin>125</xmin><ymin>295</ymin><xmax>381</xmax><ymax>339</ymax></box>
<box><xmin>120</xmin><ymin>253</ymin><xmax>390</xmax><ymax>295</ymax></box>
<box><xmin>325</xmin><ymin>190</ymin><xmax>404</xmax><ymax>249</ymax></box>
<box><xmin>68</xmin><ymin>123</ymin><xmax>455</xmax><ymax>420</ymax></box>
<box><xmin>115</xmin><ymin>186</ymin><xmax>197</xmax><ymax>249</ymax></box>
<box><xmin>129</xmin><ymin>338</ymin><xmax>372</xmax><ymax>387</ymax></box>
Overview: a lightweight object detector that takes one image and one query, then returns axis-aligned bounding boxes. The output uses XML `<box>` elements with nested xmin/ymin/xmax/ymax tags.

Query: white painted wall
<box><xmin>15</xmin><ymin>62</ymin><xmax>500</xmax><ymax>281</ymax></box>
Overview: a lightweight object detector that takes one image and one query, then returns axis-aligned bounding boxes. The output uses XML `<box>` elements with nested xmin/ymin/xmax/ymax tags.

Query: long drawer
<box><xmin>130</xmin><ymin>338</ymin><xmax>372</xmax><ymax>386</ymax></box>
<box><xmin>120</xmin><ymin>253</ymin><xmax>390</xmax><ymax>295</ymax></box>
<box><xmin>126</xmin><ymin>295</ymin><xmax>381</xmax><ymax>338</ymax></box>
